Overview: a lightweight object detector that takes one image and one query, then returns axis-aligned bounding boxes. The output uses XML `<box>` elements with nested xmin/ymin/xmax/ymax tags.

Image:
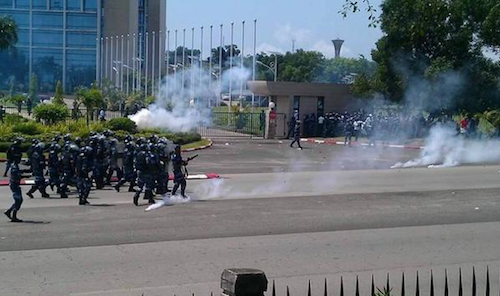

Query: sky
<box><xmin>167</xmin><ymin>0</ymin><xmax>384</xmax><ymax>60</ymax></box>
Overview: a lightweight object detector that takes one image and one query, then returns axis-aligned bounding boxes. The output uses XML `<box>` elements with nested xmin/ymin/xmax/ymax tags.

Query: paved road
<box><xmin>1</xmin><ymin>140</ymin><xmax>500</xmax><ymax>296</ymax></box>
<box><xmin>1</xmin><ymin>186</ymin><xmax>500</xmax><ymax>295</ymax></box>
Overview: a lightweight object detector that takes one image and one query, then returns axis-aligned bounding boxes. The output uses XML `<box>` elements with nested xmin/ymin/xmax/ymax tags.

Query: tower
<box><xmin>332</xmin><ymin>39</ymin><xmax>344</xmax><ymax>59</ymax></box>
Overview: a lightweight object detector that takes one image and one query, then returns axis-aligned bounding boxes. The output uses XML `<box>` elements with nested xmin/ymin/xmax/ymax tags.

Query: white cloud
<box><xmin>256</xmin><ymin>42</ymin><xmax>284</xmax><ymax>54</ymax></box>
<box><xmin>274</xmin><ymin>23</ymin><xmax>311</xmax><ymax>45</ymax></box>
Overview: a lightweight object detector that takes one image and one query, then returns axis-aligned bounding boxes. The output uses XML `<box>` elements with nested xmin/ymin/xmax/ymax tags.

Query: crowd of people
<box><xmin>288</xmin><ymin>109</ymin><xmax>468</xmax><ymax>146</ymax></box>
<box><xmin>3</xmin><ymin>131</ymin><xmax>195</xmax><ymax>223</ymax></box>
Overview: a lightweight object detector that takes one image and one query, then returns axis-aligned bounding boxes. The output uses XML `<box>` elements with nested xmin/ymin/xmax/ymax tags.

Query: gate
<box><xmin>197</xmin><ymin>112</ymin><xmax>266</xmax><ymax>138</ymax></box>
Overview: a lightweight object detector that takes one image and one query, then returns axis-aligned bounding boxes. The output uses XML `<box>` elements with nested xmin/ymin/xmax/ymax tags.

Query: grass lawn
<box><xmin>181</xmin><ymin>139</ymin><xmax>211</xmax><ymax>150</ymax></box>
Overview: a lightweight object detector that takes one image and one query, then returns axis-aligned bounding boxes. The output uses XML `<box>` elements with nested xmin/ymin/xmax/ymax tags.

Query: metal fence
<box><xmin>198</xmin><ymin>112</ymin><xmax>266</xmax><ymax>138</ymax></box>
<box><xmin>1</xmin><ymin>106</ymin><xmax>287</xmax><ymax>139</ymax></box>
<box><xmin>167</xmin><ymin>267</ymin><xmax>496</xmax><ymax>296</ymax></box>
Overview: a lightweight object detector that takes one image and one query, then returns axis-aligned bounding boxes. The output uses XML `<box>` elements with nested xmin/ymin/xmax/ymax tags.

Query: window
<box><xmin>66</xmin><ymin>49</ymin><xmax>96</xmax><ymax>91</ymax></box>
<box><xmin>67</xmin><ymin>31</ymin><xmax>97</xmax><ymax>48</ymax></box>
<box><xmin>293</xmin><ymin>96</ymin><xmax>300</xmax><ymax>112</ymax></box>
<box><xmin>17</xmin><ymin>29</ymin><xmax>29</xmax><ymax>46</ymax></box>
<box><xmin>0</xmin><ymin>0</ymin><xmax>13</xmax><ymax>8</ymax></box>
<box><xmin>317</xmin><ymin>97</ymin><xmax>325</xmax><ymax>116</ymax></box>
<box><xmin>32</xmin><ymin>48</ymin><xmax>63</xmax><ymax>92</ymax></box>
<box><xmin>66</xmin><ymin>0</ymin><xmax>80</xmax><ymax>11</ymax></box>
<box><xmin>33</xmin><ymin>0</ymin><xmax>47</xmax><ymax>9</ymax></box>
<box><xmin>33</xmin><ymin>11</ymin><xmax>63</xmax><ymax>28</ymax></box>
<box><xmin>50</xmin><ymin>0</ymin><xmax>63</xmax><ymax>10</ymax></box>
<box><xmin>0</xmin><ymin>10</ymin><xmax>29</xmax><ymax>27</ymax></box>
<box><xmin>33</xmin><ymin>30</ymin><xmax>63</xmax><ymax>47</ymax></box>
<box><xmin>67</xmin><ymin>13</ymin><xmax>97</xmax><ymax>30</ymax></box>
<box><xmin>15</xmin><ymin>0</ymin><xmax>29</xmax><ymax>9</ymax></box>
<box><xmin>83</xmin><ymin>0</ymin><xmax>96</xmax><ymax>11</ymax></box>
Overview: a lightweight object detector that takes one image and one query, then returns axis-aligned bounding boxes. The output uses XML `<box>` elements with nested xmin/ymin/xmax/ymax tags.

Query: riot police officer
<box><xmin>48</xmin><ymin>142</ymin><xmax>63</xmax><ymax>196</ymax></box>
<box><xmin>3</xmin><ymin>137</ymin><xmax>23</xmax><ymax>177</ymax></box>
<box><xmin>76</xmin><ymin>146</ymin><xmax>92</xmax><ymax>205</ymax></box>
<box><xmin>114</xmin><ymin>140</ymin><xmax>136</xmax><ymax>193</ymax></box>
<box><xmin>27</xmin><ymin>143</ymin><xmax>50</xmax><ymax>198</ymax></box>
<box><xmin>133</xmin><ymin>143</ymin><xmax>154</xmax><ymax>206</ymax></box>
<box><xmin>171</xmin><ymin>145</ymin><xmax>188</xmax><ymax>198</ymax></box>
<box><xmin>4</xmin><ymin>162</ymin><xmax>23</xmax><ymax>222</ymax></box>
<box><xmin>106</xmin><ymin>138</ymin><xmax>122</xmax><ymax>184</ymax></box>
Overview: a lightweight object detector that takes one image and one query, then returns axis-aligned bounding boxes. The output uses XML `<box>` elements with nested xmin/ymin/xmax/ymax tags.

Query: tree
<box><xmin>341</xmin><ymin>0</ymin><xmax>379</xmax><ymax>27</ymax></box>
<box><xmin>33</xmin><ymin>103</ymin><xmax>69</xmax><ymax>124</ymax></box>
<box><xmin>29</xmin><ymin>74</ymin><xmax>38</xmax><ymax>103</ymax></box>
<box><xmin>0</xmin><ymin>16</ymin><xmax>18</xmax><ymax>50</ymax></box>
<box><xmin>318</xmin><ymin>56</ymin><xmax>377</xmax><ymax>83</ymax></box>
<box><xmin>52</xmin><ymin>81</ymin><xmax>65</xmax><ymax>105</ymax></box>
<box><xmin>76</xmin><ymin>86</ymin><xmax>104</xmax><ymax>124</ymax></box>
<box><xmin>279</xmin><ymin>50</ymin><xmax>325</xmax><ymax>83</ymax></box>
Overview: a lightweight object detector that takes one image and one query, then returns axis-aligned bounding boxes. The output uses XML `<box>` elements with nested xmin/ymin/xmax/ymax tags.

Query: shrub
<box><xmin>4</xmin><ymin>114</ymin><xmax>28</xmax><ymax>124</ymax></box>
<box><xmin>106</xmin><ymin>117</ymin><xmax>137</xmax><ymax>133</ymax></box>
<box><xmin>12</xmin><ymin>122</ymin><xmax>43</xmax><ymax>135</ymax></box>
<box><xmin>33</xmin><ymin>103</ymin><xmax>69</xmax><ymax>124</ymax></box>
<box><xmin>0</xmin><ymin>142</ymin><xmax>31</xmax><ymax>152</ymax></box>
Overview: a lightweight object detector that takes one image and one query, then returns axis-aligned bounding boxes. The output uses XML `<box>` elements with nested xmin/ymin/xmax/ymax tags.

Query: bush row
<box><xmin>0</xmin><ymin>117</ymin><xmax>202</xmax><ymax>152</ymax></box>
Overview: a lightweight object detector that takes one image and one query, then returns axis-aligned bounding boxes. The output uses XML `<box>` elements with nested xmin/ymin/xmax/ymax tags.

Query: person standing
<box><xmin>171</xmin><ymin>145</ymin><xmax>188</xmax><ymax>198</ymax></box>
<box><xmin>289</xmin><ymin>121</ymin><xmax>303</xmax><ymax>150</ymax></box>
<box><xmin>114</xmin><ymin>140</ymin><xmax>137</xmax><ymax>193</ymax></box>
<box><xmin>4</xmin><ymin>162</ymin><xmax>23</xmax><ymax>222</ymax></box>
<box><xmin>26</xmin><ymin>98</ymin><xmax>32</xmax><ymax>116</ymax></box>
<box><xmin>3</xmin><ymin>138</ymin><xmax>22</xmax><ymax>177</ymax></box>
<box><xmin>317</xmin><ymin>114</ymin><xmax>325</xmax><ymax>137</ymax></box>
<box><xmin>26</xmin><ymin>143</ymin><xmax>50</xmax><ymax>199</ymax></box>
<box><xmin>286</xmin><ymin>114</ymin><xmax>296</xmax><ymax>139</ymax></box>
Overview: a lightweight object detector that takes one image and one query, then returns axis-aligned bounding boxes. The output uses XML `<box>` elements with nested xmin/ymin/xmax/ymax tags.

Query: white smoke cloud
<box><xmin>392</xmin><ymin>124</ymin><xmax>500</xmax><ymax>169</ymax></box>
<box><xmin>129</xmin><ymin>62</ymin><xmax>251</xmax><ymax>132</ymax></box>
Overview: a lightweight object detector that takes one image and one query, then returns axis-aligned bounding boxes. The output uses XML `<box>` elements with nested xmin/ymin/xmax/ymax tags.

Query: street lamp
<box><xmin>268</xmin><ymin>51</ymin><xmax>281</xmax><ymax>82</ymax></box>
<box><xmin>256</xmin><ymin>61</ymin><xmax>276</xmax><ymax>82</ymax></box>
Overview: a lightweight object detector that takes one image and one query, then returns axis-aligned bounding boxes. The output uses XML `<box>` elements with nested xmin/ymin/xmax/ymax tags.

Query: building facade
<box><xmin>0</xmin><ymin>0</ymin><xmax>166</xmax><ymax>94</ymax></box>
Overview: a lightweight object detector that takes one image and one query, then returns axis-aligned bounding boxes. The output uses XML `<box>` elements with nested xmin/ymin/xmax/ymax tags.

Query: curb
<box><xmin>0</xmin><ymin>173</ymin><xmax>220</xmax><ymax>186</ymax></box>
<box><xmin>0</xmin><ymin>140</ymin><xmax>214</xmax><ymax>163</ymax></box>
<box><xmin>300</xmin><ymin>138</ymin><xmax>424</xmax><ymax>150</ymax></box>
<box><xmin>182</xmin><ymin>139</ymin><xmax>213</xmax><ymax>152</ymax></box>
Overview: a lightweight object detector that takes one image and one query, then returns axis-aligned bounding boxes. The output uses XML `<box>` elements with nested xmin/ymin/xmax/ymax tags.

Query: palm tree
<box><xmin>0</xmin><ymin>16</ymin><xmax>18</xmax><ymax>50</ymax></box>
<box><xmin>76</xmin><ymin>86</ymin><xmax>103</xmax><ymax>125</ymax></box>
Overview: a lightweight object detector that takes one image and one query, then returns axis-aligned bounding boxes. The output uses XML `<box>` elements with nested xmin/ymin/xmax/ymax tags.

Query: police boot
<box><xmin>40</xmin><ymin>187</ymin><xmax>50</xmax><ymax>198</ymax></box>
<box><xmin>146</xmin><ymin>191</ymin><xmax>155</xmax><ymax>204</ymax></box>
<box><xmin>114</xmin><ymin>184</ymin><xmax>121</xmax><ymax>192</ymax></box>
<box><xmin>4</xmin><ymin>209</ymin><xmax>12</xmax><ymax>220</ymax></box>
<box><xmin>128</xmin><ymin>181</ymin><xmax>137</xmax><ymax>192</ymax></box>
<box><xmin>11</xmin><ymin>210</ymin><xmax>23</xmax><ymax>223</ymax></box>
<box><xmin>79</xmin><ymin>195</ymin><xmax>86</xmax><ymax>205</ymax></box>
<box><xmin>133</xmin><ymin>192</ymin><xmax>140</xmax><ymax>206</ymax></box>
<box><xmin>27</xmin><ymin>186</ymin><xmax>36</xmax><ymax>199</ymax></box>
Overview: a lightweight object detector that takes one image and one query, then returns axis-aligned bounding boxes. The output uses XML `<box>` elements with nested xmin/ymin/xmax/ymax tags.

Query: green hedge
<box><xmin>106</xmin><ymin>117</ymin><xmax>137</xmax><ymax>133</ymax></box>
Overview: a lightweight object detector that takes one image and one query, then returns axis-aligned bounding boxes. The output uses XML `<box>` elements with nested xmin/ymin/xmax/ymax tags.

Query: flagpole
<box><xmin>252</xmin><ymin>19</ymin><xmax>257</xmax><ymax>113</ymax></box>
<box><xmin>152</xmin><ymin>31</ymin><xmax>156</xmax><ymax>97</ymax></box>
<box><xmin>229</xmin><ymin>22</ymin><xmax>234</xmax><ymax>109</ymax></box>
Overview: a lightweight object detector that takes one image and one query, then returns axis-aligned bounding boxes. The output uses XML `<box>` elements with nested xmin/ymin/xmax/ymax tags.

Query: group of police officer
<box><xmin>3</xmin><ymin>131</ymin><xmax>193</xmax><ymax>223</ymax></box>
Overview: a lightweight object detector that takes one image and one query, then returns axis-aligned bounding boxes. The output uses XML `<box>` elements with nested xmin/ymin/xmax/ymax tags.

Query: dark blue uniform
<box><xmin>4</xmin><ymin>163</ymin><xmax>23</xmax><ymax>222</ymax></box>
<box><xmin>27</xmin><ymin>146</ymin><xmax>49</xmax><ymax>198</ymax></box>
<box><xmin>171</xmin><ymin>151</ymin><xmax>187</xmax><ymax>198</ymax></box>
<box><xmin>114</xmin><ymin>142</ymin><xmax>136</xmax><ymax>192</ymax></box>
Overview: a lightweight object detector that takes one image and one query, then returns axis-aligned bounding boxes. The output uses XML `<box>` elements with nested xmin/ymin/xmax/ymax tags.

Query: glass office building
<box><xmin>0</xmin><ymin>0</ymin><xmax>100</xmax><ymax>92</ymax></box>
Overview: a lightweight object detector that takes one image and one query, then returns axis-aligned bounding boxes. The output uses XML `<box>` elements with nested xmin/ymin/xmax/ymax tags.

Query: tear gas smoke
<box><xmin>129</xmin><ymin>64</ymin><xmax>251</xmax><ymax>132</ymax></box>
<box><xmin>392</xmin><ymin>124</ymin><xmax>500</xmax><ymax>168</ymax></box>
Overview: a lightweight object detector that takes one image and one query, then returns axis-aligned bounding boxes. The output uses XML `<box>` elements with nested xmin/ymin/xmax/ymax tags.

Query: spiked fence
<box><xmin>264</xmin><ymin>267</ymin><xmax>493</xmax><ymax>296</ymax></box>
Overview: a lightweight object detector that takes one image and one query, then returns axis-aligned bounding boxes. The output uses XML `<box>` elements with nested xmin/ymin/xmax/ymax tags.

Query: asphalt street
<box><xmin>1</xmin><ymin>139</ymin><xmax>499</xmax><ymax>296</ymax></box>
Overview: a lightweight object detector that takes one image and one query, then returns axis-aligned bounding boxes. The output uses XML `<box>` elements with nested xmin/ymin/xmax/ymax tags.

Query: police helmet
<box><xmin>63</xmin><ymin>133</ymin><xmax>72</xmax><ymax>142</ymax></box>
